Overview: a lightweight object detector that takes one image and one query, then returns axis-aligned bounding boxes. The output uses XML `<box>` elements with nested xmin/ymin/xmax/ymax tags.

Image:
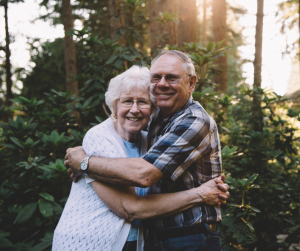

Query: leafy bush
<box><xmin>0</xmin><ymin>91</ymin><xmax>84</xmax><ymax>250</ymax></box>
<box><xmin>1</xmin><ymin>1</ymin><xmax>299</xmax><ymax>249</ymax></box>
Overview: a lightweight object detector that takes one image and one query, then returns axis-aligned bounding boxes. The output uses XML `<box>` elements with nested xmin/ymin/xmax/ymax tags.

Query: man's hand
<box><xmin>64</xmin><ymin>146</ymin><xmax>87</xmax><ymax>182</ymax></box>
<box><xmin>196</xmin><ymin>176</ymin><xmax>230</xmax><ymax>207</ymax></box>
<box><xmin>214</xmin><ymin>175</ymin><xmax>230</xmax><ymax>205</ymax></box>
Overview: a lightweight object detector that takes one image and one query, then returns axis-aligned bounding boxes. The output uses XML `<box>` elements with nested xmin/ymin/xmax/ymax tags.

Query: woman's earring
<box><xmin>112</xmin><ymin>114</ymin><xmax>117</xmax><ymax>119</ymax></box>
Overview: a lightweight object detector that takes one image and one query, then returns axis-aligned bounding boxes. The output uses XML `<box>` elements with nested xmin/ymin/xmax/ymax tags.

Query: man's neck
<box><xmin>160</xmin><ymin>97</ymin><xmax>192</xmax><ymax>119</ymax></box>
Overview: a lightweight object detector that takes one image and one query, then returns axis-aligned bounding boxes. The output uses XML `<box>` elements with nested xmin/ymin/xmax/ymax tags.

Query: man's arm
<box><xmin>64</xmin><ymin>146</ymin><xmax>163</xmax><ymax>187</ymax></box>
<box><xmin>91</xmin><ymin>177</ymin><xmax>229</xmax><ymax>222</ymax></box>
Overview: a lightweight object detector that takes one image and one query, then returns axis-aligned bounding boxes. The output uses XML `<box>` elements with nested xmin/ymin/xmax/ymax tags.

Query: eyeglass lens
<box><xmin>119</xmin><ymin>98</ymin><xmax>151</xmax><ymax>108</ymax></box>
<box><xmin>151</xmin><ymin>74</ymin><xmax>181</xmax><ymax>84</ymax></box>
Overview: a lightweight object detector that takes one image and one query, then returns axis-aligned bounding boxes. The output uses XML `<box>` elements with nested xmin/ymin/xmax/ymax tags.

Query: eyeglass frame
<box><xmin>150</xmin><ymin>73</ymin><xmax>191</xmax><ymax>84</ymax></box>
<box><xmin>117</xmin><ymin>97</ymin><xmax>152</xmax><ymax>109</ymax></box>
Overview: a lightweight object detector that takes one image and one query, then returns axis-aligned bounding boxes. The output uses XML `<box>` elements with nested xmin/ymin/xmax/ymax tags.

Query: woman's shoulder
<box><xmin>83</xmin><ymin>118</ymin><xmax>126</xmax><ymax>157</ymax></box>
<box><xmin>84</xmin><ymin>118</ymin><xmax>113</xmax><ymax>140</ymax></box>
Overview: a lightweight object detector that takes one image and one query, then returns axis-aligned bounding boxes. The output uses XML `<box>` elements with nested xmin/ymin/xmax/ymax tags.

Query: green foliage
<box><xmin>212</xmin><ymin>87</ymin><xmax>300</xmax><ymax>250</ymax></box>
<box><xmin>0</xmin><ymin>90</ymin><xmax>83</xmax><ymax>250</ymax></box>
<box><xmin>20</xmin><ymin>38</ymin><xmax>66</xmax><ymax>100</ymax></box>
<box><xmin>1</xmin><ymin>2</ymin><xmax>299</xmax><ymax>250</ymax></box>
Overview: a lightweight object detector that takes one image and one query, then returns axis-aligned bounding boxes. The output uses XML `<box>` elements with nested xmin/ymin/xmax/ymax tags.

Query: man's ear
<box><xmin>189</xmin><ymin>75</ymin><xmax>197</xmax><ymax>92</ymax></box>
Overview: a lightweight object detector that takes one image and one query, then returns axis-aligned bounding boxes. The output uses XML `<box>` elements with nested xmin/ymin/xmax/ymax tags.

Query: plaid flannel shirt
<box><xmin>143</xmin><ymin>98</ymin><xmax>222</xmax><ymax>230</ymax></box>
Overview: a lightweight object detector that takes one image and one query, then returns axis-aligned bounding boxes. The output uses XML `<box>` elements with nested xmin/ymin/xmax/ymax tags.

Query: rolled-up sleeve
<box><xmin>143</xmin><ymin>112</ymin><xmax>221</xmax><ymax>182</ymax></box>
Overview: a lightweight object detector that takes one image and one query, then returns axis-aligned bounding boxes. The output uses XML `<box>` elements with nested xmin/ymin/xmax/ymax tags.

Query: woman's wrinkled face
<box><xmin>115</xmin><ymin>88</ymin><xmax>151</xmax><ymax>142</ymax></box>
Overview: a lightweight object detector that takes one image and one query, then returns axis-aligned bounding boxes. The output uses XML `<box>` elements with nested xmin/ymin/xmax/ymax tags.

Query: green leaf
<box><xmin>10</xmin><ymin>137</ymin><xmax>24</xmax><ymax>150</ymax></box>
<box><xmin>114</xmin><ymin>58</ymin><xmax>123</xmax><ymax>69</ymax></box>
<box><xmin>247</xmin><ymin>205</ymin><xmax>261</xmax><ymax>213</ymax></box>
<box><xmin>0</xmin><ymin>237</ymin><xmax>13</xmax><ymax>248</ymax></box>
<box><xmin>106</xmin><ymin>53</ymin><xmax>118</xmax><ymax>65</ymax></box>
<box><xmin>30</xmin><ymin>239</ymin><xmax>52</xmax><ymax>251</ymax></box>
<box><xmin>241</xmin><ymin>218</ymin><xmax>254</xmax><ymax>232</ymax></box>
<box><xmin>0</xmin><ymin>232</ymin><xmax>11</xmax><ymax>238</ymax></box>
<box><xmin>120</xmin><ymin>28</ymin><xmax>125</xmax><ymax>35</ymax></box>
<box><xmin>236</xmin><ymin>233</ymin><xmax>247</xmax><ymax>243</ymax></box>
<box><xmin>222</xmin><ymin>146</ymin><xmax>237</xmax><ymax>157</ymax></box>
<box><xmin>52</xmin><ymin>201</ymin><xmax>63</xmax><ymax>214</ymax></box>
<box><xmin>246</xmin><ymin>174</ymin><xmax>258</xmax><ymax>184</ymax></box>
<box><xmin>14</xmin><ymin>203</ymin><xmax>37</xmax><ymax>224</ymax></box>
<box><xmin>38</xmin><ymin>199</ymin><xmax>53</xmax><ymax>218</ymax></box>
<box><xmin>206</xmin><ymin>42</ymin><xmax>215</xmax><ymax>52</ymax></box>
<box><xmin>288</xmin><ymin>224</ymin><xmax>300</xmax><ymax>234</ymax></box>
<box><xmin>39</xmin><ymin>193</ymin><xmax>54</xmax><ymax>201</ymax></box>
<box><xmin>227</xmin><ymin>203</ymin><xmax>241</xmax><ymax>207</ymax></box>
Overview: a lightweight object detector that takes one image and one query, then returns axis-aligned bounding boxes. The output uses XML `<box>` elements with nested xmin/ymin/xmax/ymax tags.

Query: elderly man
<box><xmin>65</xmin><ymin>50</ymin><xmax>228</xmax><ymax>251</ymax></box>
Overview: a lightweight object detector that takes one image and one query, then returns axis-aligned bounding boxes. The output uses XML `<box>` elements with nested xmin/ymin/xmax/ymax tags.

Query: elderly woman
<box><xmin>52</xmin><ymin>66</ymin><xmax>226</xmax><ymax>251</ymax></box>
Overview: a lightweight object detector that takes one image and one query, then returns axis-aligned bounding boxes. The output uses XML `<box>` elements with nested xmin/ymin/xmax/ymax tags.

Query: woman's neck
<box><xmin>114</xmin><ymin>121</ymin><xmax>140</xmax><ymax>143</ymax></box>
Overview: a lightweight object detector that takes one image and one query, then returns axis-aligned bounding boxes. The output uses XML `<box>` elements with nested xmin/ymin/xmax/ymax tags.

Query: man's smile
<box><xmin>155</xmin><ymin>93</ymin><xmax>174</xmax><ymax>97</ymax></box>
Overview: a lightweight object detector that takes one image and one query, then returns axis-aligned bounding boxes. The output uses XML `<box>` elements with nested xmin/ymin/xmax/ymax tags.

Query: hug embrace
<box><xmin>53</xmin><ymin>50</ymin><xmax>230</xmax><ymax>251</ymax></box>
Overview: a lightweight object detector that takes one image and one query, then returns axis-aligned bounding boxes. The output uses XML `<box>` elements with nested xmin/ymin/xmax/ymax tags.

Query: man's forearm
<box><xmin>86</xmin><ymin>156</ymin><xmax>162</xmax><ymax>187</ymax></box>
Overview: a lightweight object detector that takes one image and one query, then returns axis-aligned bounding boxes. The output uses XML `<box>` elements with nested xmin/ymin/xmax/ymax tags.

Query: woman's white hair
<box><xmin>105</xmin><ymin>65</ymin><xmax>157</xmax><ymax>116</ymax></box>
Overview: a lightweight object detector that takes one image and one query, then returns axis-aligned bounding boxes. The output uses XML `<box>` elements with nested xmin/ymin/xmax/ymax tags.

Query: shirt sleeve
<box><xmin>143</xmin><ymin>113</ymin><xmax>221</xmax><ymax>182</ymax></box>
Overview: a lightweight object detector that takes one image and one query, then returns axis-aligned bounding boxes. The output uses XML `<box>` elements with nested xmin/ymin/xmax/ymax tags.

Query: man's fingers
<box><xmin>64</xmin><ymin>160</ymin><xmax>69</xmax><ymax>168</ymax></box>
<box><xmin>65</xmin><ymin>152</ymin><xmax>70</xmax><ymax>160</ymax></box>
<box><xmin>218</xmin><ymin>191</ymin><xmax>230</xmax><ymax>201</ymax></box>
<box><xmin>217</xmin><ymin>183</ymin><xmax>229</xmax><ymax>192</ymax></box>
<box><xmin>67</xmin><ymin>168</ymin><xmax>73</xmax><ymax>176</ymax></box>
<box><xmin>214</xmin><ymin>179</ymin><xmax>223</xmax><ymax>185</ymax></box>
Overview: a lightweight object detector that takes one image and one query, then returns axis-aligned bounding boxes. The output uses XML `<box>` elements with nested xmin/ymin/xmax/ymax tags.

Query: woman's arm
<box><xmin>91</xmin><ymin>177</ymin><xmax>229</xmax><ymax>222</ymax></box>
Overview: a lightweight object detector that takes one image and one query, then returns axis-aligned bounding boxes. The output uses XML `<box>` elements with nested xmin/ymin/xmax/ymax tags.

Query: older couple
<box><xmin>54</xmin><ymin>50</ymin><xmax>229</xmax><ymax>251</ymax></box>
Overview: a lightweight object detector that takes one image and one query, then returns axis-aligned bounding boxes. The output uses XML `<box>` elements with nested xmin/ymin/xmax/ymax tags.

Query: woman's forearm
<box><xmin>91</xmin><ymin>178</ymin><xmax>227</xmax><ymax>221</ymax></box>
<box><xmin>92</xmin><ymin>181</ymin><xmax>201</xmax><ymax>221</ymax></box>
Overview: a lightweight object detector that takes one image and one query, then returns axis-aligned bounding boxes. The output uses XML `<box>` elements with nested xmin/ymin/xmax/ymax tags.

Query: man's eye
<box><xmin>166</xmin><ymin>75</ymin><xmax>178</xmax><ymax>81</ymax></box>
<box><xmin>151</xmin><ymin>75</ymin><xmax>162</xmax><ymax>80</ymax></box>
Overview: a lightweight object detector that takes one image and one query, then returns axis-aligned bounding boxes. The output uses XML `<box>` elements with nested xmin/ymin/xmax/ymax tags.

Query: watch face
<box><xmin>80</xmin><ymin>162</ymin><xmax>88</xmax><ymax>171</ymax></box>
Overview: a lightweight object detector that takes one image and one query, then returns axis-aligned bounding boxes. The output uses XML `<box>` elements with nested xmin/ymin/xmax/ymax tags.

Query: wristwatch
<box><xmin>80</xmin><ymin>156</ymin><xmax>91</xmax><ymax>173</ymax></box>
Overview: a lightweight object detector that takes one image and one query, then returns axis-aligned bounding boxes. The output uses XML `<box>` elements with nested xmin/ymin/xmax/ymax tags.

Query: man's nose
<box><xmin>157</xmin><ymin>76</ymin><xmax>169</xmax><ymax>87</ymax></box>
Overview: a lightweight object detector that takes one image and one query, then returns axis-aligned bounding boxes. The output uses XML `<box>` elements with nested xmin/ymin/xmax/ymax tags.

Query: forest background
<box><xmin>0</xmin><ymin>0</ymin><xmax>299</xmax><ymax>250</ymax></box>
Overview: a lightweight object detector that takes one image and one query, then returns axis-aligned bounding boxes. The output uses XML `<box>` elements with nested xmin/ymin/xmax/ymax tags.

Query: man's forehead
<box><xmin>150</xmin><ymin>54</ymin><xmax>184</xmax><ymax>73</ymax></box>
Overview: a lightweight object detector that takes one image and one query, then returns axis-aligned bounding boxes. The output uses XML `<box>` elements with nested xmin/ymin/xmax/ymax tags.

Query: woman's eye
<box><xmin>124</xmin><ymin>99</ymin><xmax>133</xmax><ymax>103</ymax></box>
<box><xmin>138</xmin><ymin>100</ymin><xmax>147</xmax><ymax>104</ymax></box>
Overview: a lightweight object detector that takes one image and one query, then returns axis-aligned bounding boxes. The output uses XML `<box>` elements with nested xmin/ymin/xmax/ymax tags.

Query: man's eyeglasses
<box><xmin>151</xmin><ymin>73</ymin><xmax>191</xmax><ymax>84</ymax></box>
<box><xmin>117</xmin><ymin>97</ymin><xmax>151</xmax><ymax>109</ymax></box>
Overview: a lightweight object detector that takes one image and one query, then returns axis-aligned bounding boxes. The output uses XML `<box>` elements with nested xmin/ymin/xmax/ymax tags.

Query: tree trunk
<box><xmin>4</xmin><ymin>0</ymin><xmax>13</xmax><ymax>106</ymax></box>
<box><xmin>177</xmin><ymin>0</ymin><xmax>197</xmax><ymax>47</ymax></box>
<box><xmin>212</xmin><ymin>0</ymin><xmax>228</xmax><ymax>93</ymax></box>
<box><xmin>148</xmin><ymin>0</ymin><xmax>178</xmax><ymax>54</ymax></box>
<box><xmin>252</xmin><ymin>0</ymin><xmax>264</xmax><ymax>132</ymax></box>
<box><xmin>202</xmin><ymin>0</ymin><xmax>207</xmax><ymax>44</ymax></box>
<box><xmin>62</xmin><ymin>0</ymin><xmax>78</xmax><ymax>97</ymax></box>
<box><xmin>108</xmin><ymin>0</ymin><xmax>125</xmax><ymax>45</ymax></box>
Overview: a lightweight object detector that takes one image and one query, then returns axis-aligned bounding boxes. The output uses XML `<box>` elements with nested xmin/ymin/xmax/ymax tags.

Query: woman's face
<box><xmin>115</xmin><ymin>88</ymin><xmax>151</xmax><ymax>142</ymax></box>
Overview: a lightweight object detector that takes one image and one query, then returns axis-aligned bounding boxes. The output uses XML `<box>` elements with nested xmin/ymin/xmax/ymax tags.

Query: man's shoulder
<box><xmin>174</xmin><ymin>100</ymin><xmax>216</xmax><ymax>126</ymax></box>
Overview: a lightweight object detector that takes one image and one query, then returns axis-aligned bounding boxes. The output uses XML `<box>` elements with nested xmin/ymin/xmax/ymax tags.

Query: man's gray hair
<box><xmin>105</xmin><ymin>65</ymin><xmax>157</xmax><ymax>116</ymax></box>
<box><xmin>150</xmin><ymin>50</ymin><xmax>196</xmax><ymax>75</ymax></box>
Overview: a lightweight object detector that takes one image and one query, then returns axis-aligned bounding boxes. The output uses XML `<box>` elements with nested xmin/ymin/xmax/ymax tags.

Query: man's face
<box><xmin>150</xmin><ymin>54</ymin><xmax>196</xmax><ymax>118</ymax></box>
